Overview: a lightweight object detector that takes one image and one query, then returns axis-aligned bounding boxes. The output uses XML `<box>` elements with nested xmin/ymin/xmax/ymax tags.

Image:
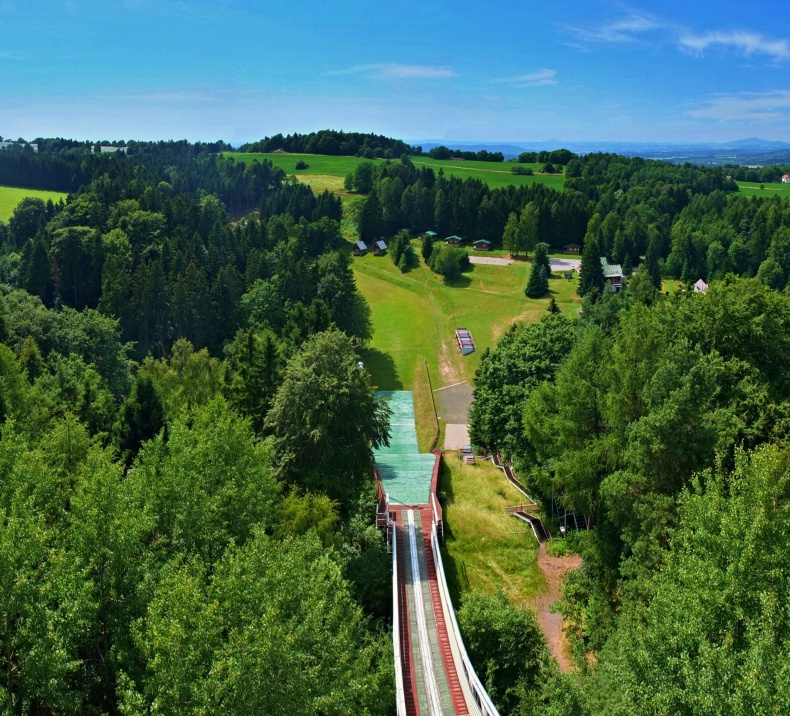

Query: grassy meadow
<box><xmin>410</xmin><ymin>157</ymin><xmax>565</xmax><ymax>190</ymax></box>
<box><xmin>352</xmin><ymin>242</ymin><xmax>581</xmax><ymax>393</ymax></box>
<box><xmin>439</xmin><ymin>455</ymin><xmax>544</xmax><ymax>608</ymax></box>
<box><xmin>0</xmin><ymin>185</ymin><xmax>67</xmax><ymax>222</ymax></box>
<box><xmin>229</xmin><ymin>152</ymin><xmax>565</xmax><ymax>192</ymax></box>
<box><xmin>735</xmin><ymin>180</ymin><xmax>790</xmax><ymax>200</ymax></box>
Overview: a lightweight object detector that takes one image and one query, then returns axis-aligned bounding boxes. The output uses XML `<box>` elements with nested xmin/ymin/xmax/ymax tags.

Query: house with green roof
<box><xmin>601</xmin><ymin>257</ymin><xmax>624</xmax><ymax>292</ymax></box>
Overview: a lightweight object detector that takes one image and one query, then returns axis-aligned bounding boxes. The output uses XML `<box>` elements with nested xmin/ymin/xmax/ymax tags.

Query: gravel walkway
<box><xmin>550</xmin><ymin>257</ymin><xmax>581</xmax><ymax>272</ymax></box>
<box><xmin>468</xmin><ymin>256</ymin><xmax>514</xmax><ymax>266</ymax></box>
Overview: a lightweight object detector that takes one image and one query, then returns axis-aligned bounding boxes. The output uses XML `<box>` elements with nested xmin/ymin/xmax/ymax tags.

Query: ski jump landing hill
<box><xmin>374</xmin><ymin>391</ymin><xmax>499</xmax><ymax>716</ymax></box>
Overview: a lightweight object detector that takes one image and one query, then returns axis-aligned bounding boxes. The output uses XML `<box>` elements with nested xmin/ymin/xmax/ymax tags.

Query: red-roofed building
<box><xmin>782</xmin><ymin>175</ymin><xmax>790</xmax><ymax>184</ymax></box>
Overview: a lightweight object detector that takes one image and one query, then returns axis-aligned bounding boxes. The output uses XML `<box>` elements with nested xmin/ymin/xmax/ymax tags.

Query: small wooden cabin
<box><xmin>445</xmin><ymin>235</ymin><xmax>464</xmax><ymax>247</ymax></box>
<box><xmin>563</xmin><ymin>243</ymin><xmax>581</xmax><ymax>254</ymax></box>
<box><xmin>373</xmin><ymin>240</ymin><xmax>387</xmax><ymax>256</ymax></box>
<box><xmin>472</xmin><ymin>239</ymin><xmax>492</xmax><ymax>251</ymax></box>
<box><xmin>600</xmin><ymin>257</ymin><xmax>623</xmax><ymax>292</ymax></box>
<box><xmin>352</xmin><ymin>240</ymin><xmax>368</xmax><ymax>256</ymax></box>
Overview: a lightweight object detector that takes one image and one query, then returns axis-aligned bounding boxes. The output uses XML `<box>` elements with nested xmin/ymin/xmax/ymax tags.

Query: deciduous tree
<box><xmin>265</xmin><ymin>330</ymin><xmax>390</xmax><ymax>508</ymax></box>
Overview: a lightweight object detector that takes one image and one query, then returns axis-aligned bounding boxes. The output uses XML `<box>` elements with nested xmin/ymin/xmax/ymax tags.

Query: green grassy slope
<box><xmin>439</xmin><ymin>456</ymin><xmax>544</xmax><ymax>607</ymax></box>
<box><xmin>736</xmin><ymin>180</ymin><xmax>790</xmax><ymax>200</ymax></box>
<box><xmin>229</xmin><ymin>152</ymin><xmax>565</xmax><ymax>191</ymax></box>
<box><xmin>0</xmin><ymin>186</ymin><xmax>67</xmax><ymax>222</ymax></box>
<box><xmin>352</xmin><ymin>243</ymin><xmax>581</xmax><ymax>392</ymax></box>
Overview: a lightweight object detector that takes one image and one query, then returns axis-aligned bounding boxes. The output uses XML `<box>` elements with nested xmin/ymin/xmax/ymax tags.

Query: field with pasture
<box><xmin>0</xmin><ymin>185</ymin><xmax>67</xmax><ymax>222</ymax></box>
<box><xmin>352</xmin><ymin>240</ymin><xmax>581</xmax><ymax>395</ymax></box>
<box><xmin>736</xmin><ymin>180</ymin><xmax>790</xmax><ymax>200</ymax></box>
<box><xmin>229</xmin><ymin>152</ymin><xmax>565</xmax><ymax>192</ymax></box>
<box><xmin>410</xmin><ymin>156</ymin><xmax>565</xmax><ymax>190</ymax></box>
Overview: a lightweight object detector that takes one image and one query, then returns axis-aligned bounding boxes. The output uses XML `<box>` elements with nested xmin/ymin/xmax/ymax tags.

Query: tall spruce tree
<box><xmin>115</xmin><ymin>374</ymin><xmax>165</xmax><ymax>463</ymax></box>
<box><xmin>645</xmin><ymin>238</ymin><xmax>662</xmax><ymax>290</ymax></box>
<box><xmin>532</xmin><ymin>244</ymin><xmax>551</xmax><ymax>278</ymax></box>
<box><xmin>0</xmin><ymin>295</ymin><xmax>8</xmax><ymax>345</ymax></box>
<box><xmin>525</xmin><ymin>264</ymin><xmax>549</xmax><ymax>298</ymax></box>
<box><xmin>578</xmin><ymin>237</ymin><xmax>605</xmax><ymax>297</ymax></box>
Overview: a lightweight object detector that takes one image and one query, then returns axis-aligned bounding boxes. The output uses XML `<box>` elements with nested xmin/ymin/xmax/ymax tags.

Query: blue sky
<box><xmin>2</xmin><ymin>0</ymin><xmax>789</xmax><ymax>145</ymax></box>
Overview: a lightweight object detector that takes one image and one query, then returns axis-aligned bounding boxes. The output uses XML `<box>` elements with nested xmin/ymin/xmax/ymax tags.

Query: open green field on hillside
<box><xmin>409</xmin><ymin>157</ymin><xmax>566</xmax><ymax>190</ymax></box>
<box><xmin>736</xmin><ymin>181</ymin><xmax>790</xmax><ymax>199</ymax></box>
<box><xmin>0</xmin><ymin>186</ymin><xmax>67</xmax><ymax>223</ymax></box>
<box><xmin>229</xmin><ymin>152</ymin><xmax>565</xmax><ymax>191</ymax></box>
<box><xmin>352</xmin><ymin>242</ymin><xmax>581</xmax><ymax>393</ymax></box>
<box><xmin>232</xmin><ymin>152</ymin><xmax>362</xmax><ymax>178</ymax></box>
<box><xmin>439</xmin><ymin>455</ymin><xmax>543</xmax><ymax>608</ymax></box>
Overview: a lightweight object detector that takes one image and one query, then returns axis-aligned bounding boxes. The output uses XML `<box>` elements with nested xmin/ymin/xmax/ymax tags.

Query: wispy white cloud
<box><xmin>493</xmin><ymin>68</ymin><xmax>557</xmax><ymax>87</ymax></box>
<box><xmin>565</xmin><ymin>9</ymin><xmax>790</xmax><ymax>67</ymax></box>
<box><xmin>330</xmin><ymin>63</ymin><xmax>455</xmax><ymax>80</ymax></box>
<box><xmin>564</xmin><ymin>13</ymin><xmax>668</xmax><ymax>44</ymax></box>
<box><xmin>680</xmin><ymin>31</ymin><xmax>790</xmax><ymax>61</ymax></box>
<box><xmin>688</xmin><ymin>90</ymin><xmax>790</xmax><ymax>122</ymax></box>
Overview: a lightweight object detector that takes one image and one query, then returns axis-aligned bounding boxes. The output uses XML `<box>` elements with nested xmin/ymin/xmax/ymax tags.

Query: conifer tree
<box><xmin>578</xmin><ymin>236</ymin><xmax>605</xmax><ymax>297</ymax></box>
<box><xmin>115</xmin><ymin>374</ymin><xmax>165</xmax><ymax>463</ymax></box>
<box><xmin>0</xmin><ymin>295</ymin><xmax>8</xmax><ymax>345</ymax></box>
<box><xmin>532</xmin><ymin>244</ymin><xmax>551</xmax><ymax>278</ymax></box>
<box><xmin>19</xmin><ymin>335</ymin><xmax>46</xmax><ymax>382</ymax></box>
<box><xmin>422</xmin><ymin>234</ymin><xmax>434</xmax><ymax>262</ymax></box>
<box><xmin>645</xmin><ymin>239</ymin><xmax>662</xmax><ymax>290</ymax></box>
<box><xmin>525</xmin><ymin>264</ymin><xmax>549</xmax><ymax>298</ymax></box>
<box><xmin>226</xmin><ymin>328</ymin><xmax>281</xmax><ymax>433</ymax></box>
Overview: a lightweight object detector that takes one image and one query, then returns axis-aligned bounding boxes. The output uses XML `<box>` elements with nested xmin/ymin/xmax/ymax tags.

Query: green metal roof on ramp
<box><xmin>375</xmin><ymin>391</ymin><xmax>436</xmax><ymax>506</ymax></box>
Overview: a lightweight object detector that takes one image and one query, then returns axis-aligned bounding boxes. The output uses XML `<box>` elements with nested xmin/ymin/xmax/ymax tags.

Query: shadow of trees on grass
<box><xmin>358</xmin><ymin>347</ymin><xmax>402</xmax><ymax>390</ymax></box>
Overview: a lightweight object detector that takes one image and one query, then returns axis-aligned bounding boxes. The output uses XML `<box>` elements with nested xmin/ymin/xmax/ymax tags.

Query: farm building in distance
<box><xmin>563</xmin><ymin>243</ymin><xmax>581</xmax><ymax>254</ymax></box>
<box><xmin>601</xmin><ymin>257</ymin><xmax>623</xmax><ymax>292</ymax></box>
<box><xmin>455</xmin><ymin>328</ymin><xmax>475</xmax><ymax>355</ymax></box>
<box><xmin>373</xmin><ymin>240</ymin><xmax>387</xmax><ymax>255</ymax></box>
<box><xmin>445</xmin><ymin>235</ymin><xmax>464</xmax><ymax>246</ymax></box>
<box><xmin>0</xmin><ymin>141</ymin><xmax>38</xmax><ymax>152</ymax></box>
<box><xmin>783</xmin><ymin>175</ymin><xmax>790</xmax><ymax>184</ymax></box>
<box><xmin>352</xmin><ymin>240</ymin><xmax>367</xmax><ymax>256</ymax></box>
<box><xmin>471</xmin><ymin>239</ymin><xmax>491</xmax><ymax>250</ymax></box>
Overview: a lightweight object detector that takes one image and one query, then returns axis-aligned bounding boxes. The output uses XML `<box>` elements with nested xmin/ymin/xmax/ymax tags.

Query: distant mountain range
<box><xmin>412</xmin><ymin>137</ymin><xmax>790</xmax><ymax>166</ymax></box>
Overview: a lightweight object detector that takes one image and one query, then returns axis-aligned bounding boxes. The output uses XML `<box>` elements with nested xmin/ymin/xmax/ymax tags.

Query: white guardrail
<box><xmin>392</xmin><ymin>518</ymin><xmax>407</xmax><ymax>716</ymax></box>
<box><xmin>431</xmin><ymin>524</ymin><xmax>500</xmax><ymax>716</ymax></box>
<box><xmin>431</xmin><ymin>492</ymin><xmax>443</xmax><ymax>540</ymax></box>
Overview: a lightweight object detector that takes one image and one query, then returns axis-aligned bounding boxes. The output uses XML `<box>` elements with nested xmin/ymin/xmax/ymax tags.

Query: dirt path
<box><xmin>468</xmin><ymin>256</ymin><xmax>513</xmax><ymax>266</ymax></box>
<box><xmin>533</xmin><ymin>544</ymin><xmax>582</xmax><ymax>672</ymax></box>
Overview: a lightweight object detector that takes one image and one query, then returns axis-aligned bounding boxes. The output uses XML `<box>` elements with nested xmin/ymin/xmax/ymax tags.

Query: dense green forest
<box><xmin>238</xmin><ymin>129</ymin><xmax>416</xmax><ymax>158</ymax></box>
<box><xmin>2</xmin><ymin>133</ymin><xmax>790</xmax><ymax>713</ymax></box>
<box><xmin>469</xmin><ymin>281</ymin><xmax>790</xmax><ymax>713</ymax></box>
<box><xmin>0</xmin><ymin>138</ymin><xmax>394</xmax><ymax>713</ymax></box>
<box><xmin>347</xmin><ymin>151</ymin><xmax>790</xmax><ymax>291</ymax></box>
